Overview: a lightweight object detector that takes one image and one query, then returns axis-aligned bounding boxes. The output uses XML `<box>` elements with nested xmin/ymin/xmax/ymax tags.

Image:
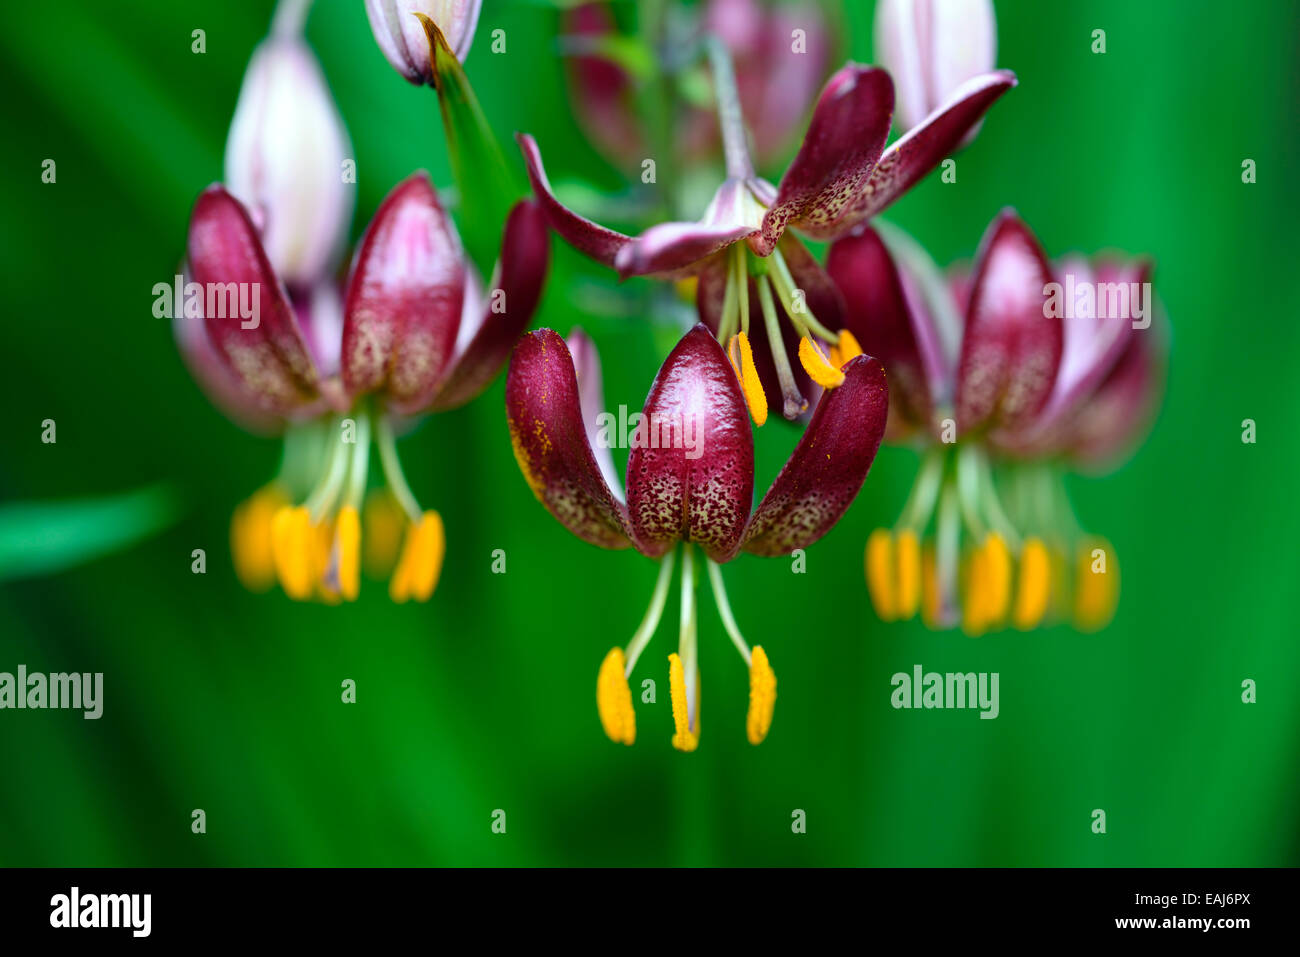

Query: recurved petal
<box><xmin>566</xmin><ymin>327</ymin><xmax>624</xmax><ymax>501</ymax></box>
<box><xmin>186</xmin><ymin>185</ymin><xmax>319</xmax><ymax>413</ymax></box>
<box><xmin>826</xmin><ymin>225</ymin><xmax>943</xmax><ymax>429</ymax></box>
<box><xmin>424</xmin><ymin>200</ymin><xmax>551</xmax><ymax>412</ymax></box>
<box><xmin>625</xmin><ymin>325</ymin><xmax>754</xmax><ymax>562</ymax></box>
<box><xmin>954</xmin><ymin>210</ymin><xmax>1060</xmax><ymax>434</ymax></box>
<box><xmin>1066</xmin><ymin>307</ymin><xmax>1167</xmax><ymax>470</ymax></box>
<box><xmin>615</xmin><ymin>179</ymin><xmax>764</xmax><ymax>279</ymax></box>
<box><xmin>517</xmin><ymin>133</ymin><xmax>631</xmax><ymax>270</ymax></box>
<box><xmin>814</xmin><ymin>70</ymin><xmax>1017</xmax><ymax>237</ymax></box>
<box><xmin>755</xmin><ymin>65</ymin><xmax>894</xmax><ymax>256</ymax></box>
<box><xmin>743</xmin><ymin>354</ymin><xmax>889</xmax><ymax>556</ymax></box>
<box><xmin>173</xmin><ymin>303</ymin><xmax>282</xmax><ymax>434</ymax></box>
<box><xmin>341</xmin><ymin>172</ymin><xmax>466</xmax><ymax>407</ymax></box>
<box><xmin>506</xmin><ymin>329</ymin><xmax>634</xmax><ymax>550</ymax></box>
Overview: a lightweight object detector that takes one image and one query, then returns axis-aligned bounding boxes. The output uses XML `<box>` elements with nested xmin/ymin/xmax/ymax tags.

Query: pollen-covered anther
<box><xmin>668</xmin><ymin>653</ymin><xmax>699</xmax><ymax>753</ymax></box>
<box><xmin>961</xmin><ymin>545</ymin><xmax>987</xmax><ymax>637</ymax></box>
<box><xmin>894</xmin><ymin>529</ymin><xmax>921</xmax><ymax>620</ymax></box>
<box><xmin>1073</xmin><ymin>538</ymin><xmax>1119</xmax><ymax>632</ymax></box>
<box><xmin>829</xmin><ymin>329</ymin><xmax>863</xmax><ymax>369</ymax></box>
<box><xmin>746</xmin><ymin>646</ymin><xmax>776</xmax><ymax>745</ymax></box>
<box><xmin>390</xmin><ymin>510</ymin><xmax>446</xmax><ymax>603</ymax></box>
<box><xmin>271</xmin><ymin>504</ymin><xmax>316</xmax><ymax>601</ymax></box>
<box><xmin>231</xmin><ymin>484</ymin><xmax>288</xmax><ymax>592</ymax></box>
<box><xmin>798</xmin><ymin>336</ymin><xmax>846</xmax><ymax>389</ymax></box>
<box><xmin>726</xmin><ymin>332</ymin><xmax>768</xmax><ymax>426</ymax></box>
<box><xmin>865</xmin><ymin>528</ymin><xmax>896</xmax><ymax>621</ymax></box>
<box><xmin>981</xmin><ymin>532</ymin><xmax>1012</xmax><ymax>628</ymax></box>
<box><xmin>597</xmin><ymin>648</ymin><xmax>636</xmax><ymax>745</ymax></box>
<box><xmin>335</xmin><ymin>505</ymin><xmax>361</xmax><ymax>602</ymax></box>
<box><xmin>362</xmin><ymin>490</ymin><xmax>404</xmax><ymax>578</ymax></box>
<box><xmin>1012</xmin><ymin>537</ymin><xmax>1051</xmax><ymax>630</ymax></box>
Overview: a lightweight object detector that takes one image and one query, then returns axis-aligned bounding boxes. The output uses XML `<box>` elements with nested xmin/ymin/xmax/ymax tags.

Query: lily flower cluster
<box><xmin>828</xmin><ymin>213</ymin><xmax>1166</xmax><ymax>634</ymax></box>
<box><xmin>520</xmin><ymin>38</ymin><xmax>1014</xmax><ymax>424</ymax></box>
<box><xmin>177</xmin><ymin>6</ymin><xmax>549</xmax><ymax>603</ymax></box>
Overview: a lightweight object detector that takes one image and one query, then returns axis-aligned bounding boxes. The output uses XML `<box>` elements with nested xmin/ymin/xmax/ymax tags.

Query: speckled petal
<box><xmin>754</xmin><ymin>64</ymin><xmax>894</xmax><ymax>256</ymax></box>
<box><xmin>424</xmin><ymin>200</ymin><xmax>550</xmax><ymax>412</ymax></box>
<box><xmin>341</xmin><ymin>172</ymin><xmax>466</xmax><ymax>407</ymax></box>
<box><xmin>954</xmin><ymin>210</ymin><xmax>1060</xmax><ymax>435</ymax></box>
<box><xmin>517</xmin><ymin>132</ymin><xmax>631</xmax><ymax>270</ymax></box>
<box><xmin>743</xmin><ymin>354</ymin><xmax>889</xmax><ymax>556</ymax></box>
<box><xmin>625</xmin><ymin>325</ymin><xmax>755</xmax><ymax>562</ymax></box>
<box><xmin>827</xmin><ymin>224</ymin><xmax>944</xmax><ymax>430</ymax></box>
<box><xmin>815</xmin><ymin>70</ymin><xmax>1016</xmax><ymax>237</ymax></box>
<box><xmin>185</xmin><ymin>185</ymin><xmax>319</xmax><ymax>414</ymax></box>
<box><xmin>505</xmin><ymin>329</ymin><xmax>634</xmax><ymax>550</ymax></box>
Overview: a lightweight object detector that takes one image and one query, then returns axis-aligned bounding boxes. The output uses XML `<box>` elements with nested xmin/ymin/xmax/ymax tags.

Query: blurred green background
<box><xmin>1</xmin><ymin>0</ymin><xmax>1298</xmax><ymax>866</ymax></box>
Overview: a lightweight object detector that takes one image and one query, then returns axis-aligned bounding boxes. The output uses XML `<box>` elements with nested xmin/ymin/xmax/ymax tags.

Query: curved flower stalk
<box><xmin>561</xmin><ymin>0</ymin><xmax>833</xmax><ymax>169</ymax></box>
<box><xmin>184</xmin><ymin>176</ymin><xmax>549</xmax><ymax>603</ymax></box>
<box><xmin>874</xmin><ymin>0</ymin><xmax>997</xmax><ymax>140</ymax></box>
<box><xmin>506</xmin><ymin>325</ymin><xmax>888</xmax><ymax>749</ymax></box>
<box><xmin>521</xmin><ymin>38</ymin><xmax>1014</xmax><ymax>422</ymax></box>
<box><xmin>827</xmin><ymin>211</ymin><xmax>1166</xmax><ymax>634</ymax></box>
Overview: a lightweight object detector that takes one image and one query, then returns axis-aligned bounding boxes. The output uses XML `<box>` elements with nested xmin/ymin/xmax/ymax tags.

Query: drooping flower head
<box><xmin>826</xmin><ymin>212</ymin><xmax>1166</xmax><ymax>633</ymax></box>
<box><xmin>184</xmin><ymin>177</ymin><xmax>549</xmax><ymax>603</ymax></box>
<box><xmin>522</xmin><ymin>37</ymin><xmax>1014</xmax><ymax>423</ymax></box>
<box><xmin>506</xmin><ymin>324</ymin><xmax>888</xmax><ymax>748</ymax></box>
<box><xmin>366</xmin><ymin>0</ymin><xmax>482</xmax><ymax>82</ymax></box>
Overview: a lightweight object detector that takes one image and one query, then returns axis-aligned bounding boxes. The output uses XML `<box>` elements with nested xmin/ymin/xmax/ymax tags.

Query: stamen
<box><xmin>981</xmin><ymin>532</ymin><xmax>1012</xmax><ymax>627</ymax></box>
<box><xmin>375</xmin><ymin>413</ymin><xmax>424</xmax><ymax>525</ymax></box>
<box><xmin>231</xmin><ymin>484</ymin><xmax>287</xmax><ymax>592</ymax></box>
<box><xmin>865</xmin><ymin>528</ymin><xmax>896</xmax><ymax>621</ymax></box>
<box><xmin>597</xmin><ymin>648</ymin><xmax>636</xmax><ymax>745</ymax></box>
<box><xmin>315</xmin><ymin>516</ymin><xmax>342</xmax><ymax>604</ymax></box>
<box><xmin>733</xmin><ymin>244</ymin><xmax>751</xmax><ymax>337</ymax></box>
<box><xmin>746</xmin><ymin>646</ymin><xmax>776</xmax><ymax>745</ymax></box>
<box><xmin>668</xmin><ymin>653</ymin><xmax>699</xmax><ymax>753</ymax></box>
<box><xmin>726</xmin><ymin>332</ymin><xmax>768</xmax><ymax>426</ymax></box>
<box><xmin>1072</xmin><ymin>537</ymin><xmax>1119</xmax><ymax>632</ymax></box>
<box><xmin>768</xmin><ymin>245</ymin><xmax>840</xmax><ymax>343</ymax></box>
<box><xmin>335</xmin><ymin>504</ymin><xmax>361</xmax><ymax>601</ymax></box>
<box><xmin>704</xmin><ymin>558</ymin><xmax>751</xmax><ymax>665</ymax></box>
<box><xmin>755</xmin><ymin>274</ymin><xmax>807</xmax><ymax>420</ymax></box>
<box><xmin>833</xmin><ymin>329</ymin><xmax>863</xmax><ymax>366</ymax></box>
<box><xmin>390</xmin><ymin>511</ymin><xmax>445</xmax><ymax>603</ymax></box>
<box><xmin>623</xmin><ymin>550</ymin><xmax>677</xmax><ymax>674</ymax></box>
<box><xmin>670</xmin><ymin>545</ymin><xmax>700</xmax><ymax>752</ymax></box>
<box><xmin>798</xmin><ymin>336</ymin><xmax>846</xmax><ymax>389</ymax></box>
<box><xmin>935</xmin><ymin>481</ymin><xmax>962</xmax><ymax>629</ymax></box>
<box><xmin>895</xmin><ymin>529</ymin><xmax>921</xmax><ymax>620</ymax></box>
<box><xmin>271</xmin><ymin>505</ymin><xmax>315</xmax><ymax>601</ymax></box>
<box><xmin>960</xmin><ymin>544</ymin><xmax>987</xmax><ymax>637</ymax></box>
<box><xmin>1012</xmin><ymin>537</ymin><xmax>1051</xmax><ymax>630</ymax></box>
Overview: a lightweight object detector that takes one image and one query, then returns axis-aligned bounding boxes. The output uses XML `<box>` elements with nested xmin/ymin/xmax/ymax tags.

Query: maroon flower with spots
<box><xmin>505</xmin><ymin>323</ymin><xmax>888</xmax><ymax>751</ymax></box>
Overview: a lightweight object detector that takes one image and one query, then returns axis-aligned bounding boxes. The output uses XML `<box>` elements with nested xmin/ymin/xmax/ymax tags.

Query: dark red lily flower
<box><xmin>521</xmin><ymin>56</ymin><xmax>1014</xmax><ymax>421</ymax></box>
<box><xmin>506</xmin><ymin>324</ymin><xmax>888</xmax><ymax>750</ymax></box>
<box><xmin>827</xmin><ymin>212</ymin><xmax>1166</xmax><ymax>635</ymax></box>
<box><xmin>184</xmin><ymin>173</ymin><xmax>549</xmax><ymax>603</ymax></box>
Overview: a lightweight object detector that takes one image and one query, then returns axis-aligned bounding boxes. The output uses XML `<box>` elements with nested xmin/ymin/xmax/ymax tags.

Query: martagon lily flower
<box><xmin>366</xmin><ymin>0</ymin><xmax>482</xmax><ymax>81</ymax></box>
<box><xmin>520</xmin><ymin>39</ymin><xmax>1014</xmax><ymax>423</ymax></box>
<box><xmin>506</xmin><ymin>324</ymin><xmax>888</xmax><ymax>749</ymax></box>
<box><xmin>184</xmin><ymin>175</ymin><xmax>549</xmax><ymax>603</ymax></box>
<box><xmin>826</xmin><ymin>210</ymin><xmax>1166</xmax><ymax>634</ymax></box>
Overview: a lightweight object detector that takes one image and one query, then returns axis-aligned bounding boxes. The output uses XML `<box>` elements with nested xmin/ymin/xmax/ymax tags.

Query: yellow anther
<box><xmin>271</xmin><ymin>505</ymin><xmax>316</xmax><ymax>601</ymax></box>
<box><xmin>746</xmin><ymin>646</ymin><xmax>776</xmax><ymax>745</ymax></box>
<box><xmin>894</xmin><ymin>529</ymin><xmax>921</xmax><ymax>620</ymax></box>
<box><xmin>362</xmin><ymin>490</ymin><xmax>404</xmax><ymax>578</ymax></box>
<box><xmin>597</xmin><ymin>648</ymin><xmax>636</xmax><ymax>745</ymax></box>
<box><xmin>230</xmin><ymin>484</ymin><xmax>287</xmax><ymax>592</ymax></box>
<box><xmin>865</xmin><ymin>528</ymin><xmax>896</xmax><ymax>621</ymax></box>
<box><xmin>668</xmin><ymin>653</ymin><xmax>699</xmax><ymax>752</ymax></box>
<box><xmin>920</xmin><ymin>543</ymin><xmax>941</xmax><ymax>628</ymax></box>
<box><xmin>1073</xmin><ymin>537</ymin><xmax>1119</xmax><ymax>632</ymax></box>
<box><xmin>389</xmin><ymin>510</ymin><xmax>446</xmax><ymax>603</ymax></box>
<box><xmin>961</xmin><ymin>546</ymin><xmax>987</xmax><ymax>637</ymax></box>
<box><xmin>1012</xmin><ymin>537</ymin><xmax>1051</xmax><ymax>630</ymax></box>
<box><xmin>982</xmin><ymin>532</ymin><xmax>1012</xmax><ymax>628</ymax></box>
<box><xmin>831</xmin><ymin>329</ymin><xmax>863</xmax><ymax>368</ymax></box>
<box><xmin>726</xmin><ymin>332</ymin><xmax>768</xmax><ymax>426</ymax></box>
<box><xmin>798</xmin><ymin>335</ymin><xmax>846</xmax><ymax>389</ymax></box>
<box><xmin>335</xmin><ymin>505</ymin><xmax>361</xmax><ymax>602</ymax></box>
